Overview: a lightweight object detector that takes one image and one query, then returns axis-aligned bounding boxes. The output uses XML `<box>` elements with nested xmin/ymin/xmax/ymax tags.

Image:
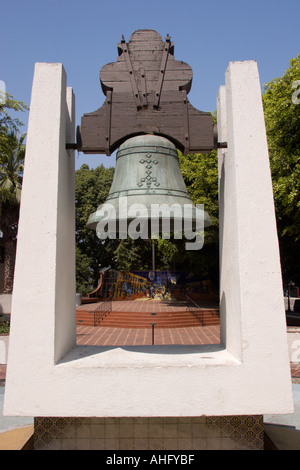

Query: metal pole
<box><xmin>152</xmin><ymin>239</ymin><xmax>155</xmax><ymax>272</ymax></box>
<box><xmin>151</xmin><ymin>322</ymin><xmax>156</xmax><ymax>345</ymax></box>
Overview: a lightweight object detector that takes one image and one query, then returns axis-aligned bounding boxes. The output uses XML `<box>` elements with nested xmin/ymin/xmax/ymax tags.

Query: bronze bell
<box><xmin>87</xmin><ymin>134</ymin><xmax>211</xmax><ymax>243</ymax></box>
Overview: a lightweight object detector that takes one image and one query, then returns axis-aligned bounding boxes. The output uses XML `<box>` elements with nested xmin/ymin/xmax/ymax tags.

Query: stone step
<box><xmin>76</xmin><ymin>308</ymin><xmax>220</xmax><ymax>328</ymax></box>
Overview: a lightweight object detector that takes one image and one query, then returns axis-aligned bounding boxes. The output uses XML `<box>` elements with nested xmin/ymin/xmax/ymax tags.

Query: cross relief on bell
<box><xmin>137</xmin><ymin>153</ymin><xmax>160</xmax><ymax>188</ymax></box>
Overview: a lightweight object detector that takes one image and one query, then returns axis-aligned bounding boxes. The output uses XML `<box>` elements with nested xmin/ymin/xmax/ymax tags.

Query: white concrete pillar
<box><xmin>0</xmin><ymin>338</ymin><xmax>7</xmax><ymax>364</ymax></box>
<box><xmin>4</xmin><ymin>62</ymin><xmax>76</xmax><ymax>395</ymax></box>
<box><xmin>218</xmin><ymin>61</ymin><xmax>291</xmax><ymax>368</ymax></box>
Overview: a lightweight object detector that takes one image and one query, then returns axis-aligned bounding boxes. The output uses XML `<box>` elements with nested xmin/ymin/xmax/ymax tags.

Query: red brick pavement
<box><xmin>291</xmin><ymin>363</ymin><xmax>300</xmax><ymax>378</ymax></box>
<box><xmin>76</xmin><ymin>324</ymin><xmax>221</xmax><ymax>346</ymax></box>
<box><xmin>0</xmin><ymin>365</ymin><xmax>6</xmax><ymax>382</ymax></box>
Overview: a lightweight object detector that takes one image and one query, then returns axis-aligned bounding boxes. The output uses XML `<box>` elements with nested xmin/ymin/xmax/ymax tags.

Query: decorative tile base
<box><xmin>34</xmin><ymin>415</ymin><xmax>264</xmax><ymax>450</ymax></box>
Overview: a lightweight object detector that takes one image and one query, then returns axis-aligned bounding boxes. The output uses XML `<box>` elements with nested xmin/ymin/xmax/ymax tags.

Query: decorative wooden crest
<box><xmin>77</xmin><ymin>30</ymin><xmax>215</xmax><ymax>155</ymax></box>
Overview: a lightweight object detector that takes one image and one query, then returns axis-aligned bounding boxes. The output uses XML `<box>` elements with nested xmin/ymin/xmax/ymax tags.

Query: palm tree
<box><xmin>0</xmin><ymin>131</ymin><xmax>25</xmax><ymax>293</ymax></box>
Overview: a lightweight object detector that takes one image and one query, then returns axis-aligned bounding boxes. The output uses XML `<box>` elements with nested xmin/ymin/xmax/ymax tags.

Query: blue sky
<box><xmin>2</xmin><ymin>0</ymin><xmax>299</xmax><ymax>169</ymax></box>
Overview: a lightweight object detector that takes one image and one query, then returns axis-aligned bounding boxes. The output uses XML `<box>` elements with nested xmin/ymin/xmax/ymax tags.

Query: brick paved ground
<box><xmin>76</xmin><ymin>324</ymin><xmax>220</xmax><ymax>346</ymax></box>
<box><xmin>291</xmin><ymin>363</ymin><xmax>300</xmax><ymax>379</ymax></box>
<box><xmin>0</xmin><ymin>365</ymin><xmax>6</xmax><ymax>384</ymax></box>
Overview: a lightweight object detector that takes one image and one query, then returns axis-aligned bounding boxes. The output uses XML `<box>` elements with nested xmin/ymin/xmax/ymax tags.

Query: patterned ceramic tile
<box><xmin>206</xmin><ymin>415</ymin><xmax>264</xmax><ymax>450</ymax></box>
<box><xmin>34</xmin><ymin>415</ymin><xmax>264</xmax><ymax>450</ymax></box>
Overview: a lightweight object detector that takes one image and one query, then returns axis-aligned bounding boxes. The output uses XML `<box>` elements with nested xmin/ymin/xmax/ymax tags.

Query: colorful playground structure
<box><xmin>83</xmin><ymin>268</ymin><xmax>218</xmax><ymax>304</ymax></box>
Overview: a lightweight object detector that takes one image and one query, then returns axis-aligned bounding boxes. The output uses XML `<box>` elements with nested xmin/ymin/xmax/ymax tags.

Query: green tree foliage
<box><xmin>114</xmin><ymin>238</ymin><xmax>152</xmax><ymax>271</ymax></box>
<box><xmin>177</xmin><ymin>149</ymin><xmax>219</xmax><ymax>287</ymax></box>
<box><xmin>0</xmin><ymin>93</ymin><xmax>27</xmax><ymax>208</ymax></box>
<box><xmin>0</xmin><ymin>93</ymin><xmax>27</xmax><ymax>293</ymax></box>
<box><xmin>0</xmin><ymin>92</ymin><xmax>28</xmax><ymax>144</ymax></box>
<box><xmin>262</xmin><ymin>54</ymin><xmax>300</xmax><ymax>285</ymax></box>
<box><xmin>178</xmin><ymin>150</ymin><xmax>219</xmax><ymax>242</ymax></box>
<box><xmin>75</xmin><ymin>163</ymin><xmax>116</xmax><ymax>295</ymax></box>
<box><xmin>0</xmin><ymin>132</ymin><xmax>25</xmax><ymax>207</ymax></box>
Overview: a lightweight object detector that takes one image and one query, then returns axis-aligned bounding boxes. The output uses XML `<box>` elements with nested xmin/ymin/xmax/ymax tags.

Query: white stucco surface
<box><xmin>0</xmin><ymin>295</ymin><xmax>12</xmax><ymax>314</ymax></box>
<box><xmin>3</xmin><ymin>61</ymin><xmax>293</xmax><ymax>418</ymax></box>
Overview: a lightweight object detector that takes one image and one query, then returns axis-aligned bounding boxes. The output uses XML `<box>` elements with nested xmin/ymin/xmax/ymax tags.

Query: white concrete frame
<box><xmin>4</xmin><ymin>61</ymin><xmax>293</xmax><ymax>418</ymax></box>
